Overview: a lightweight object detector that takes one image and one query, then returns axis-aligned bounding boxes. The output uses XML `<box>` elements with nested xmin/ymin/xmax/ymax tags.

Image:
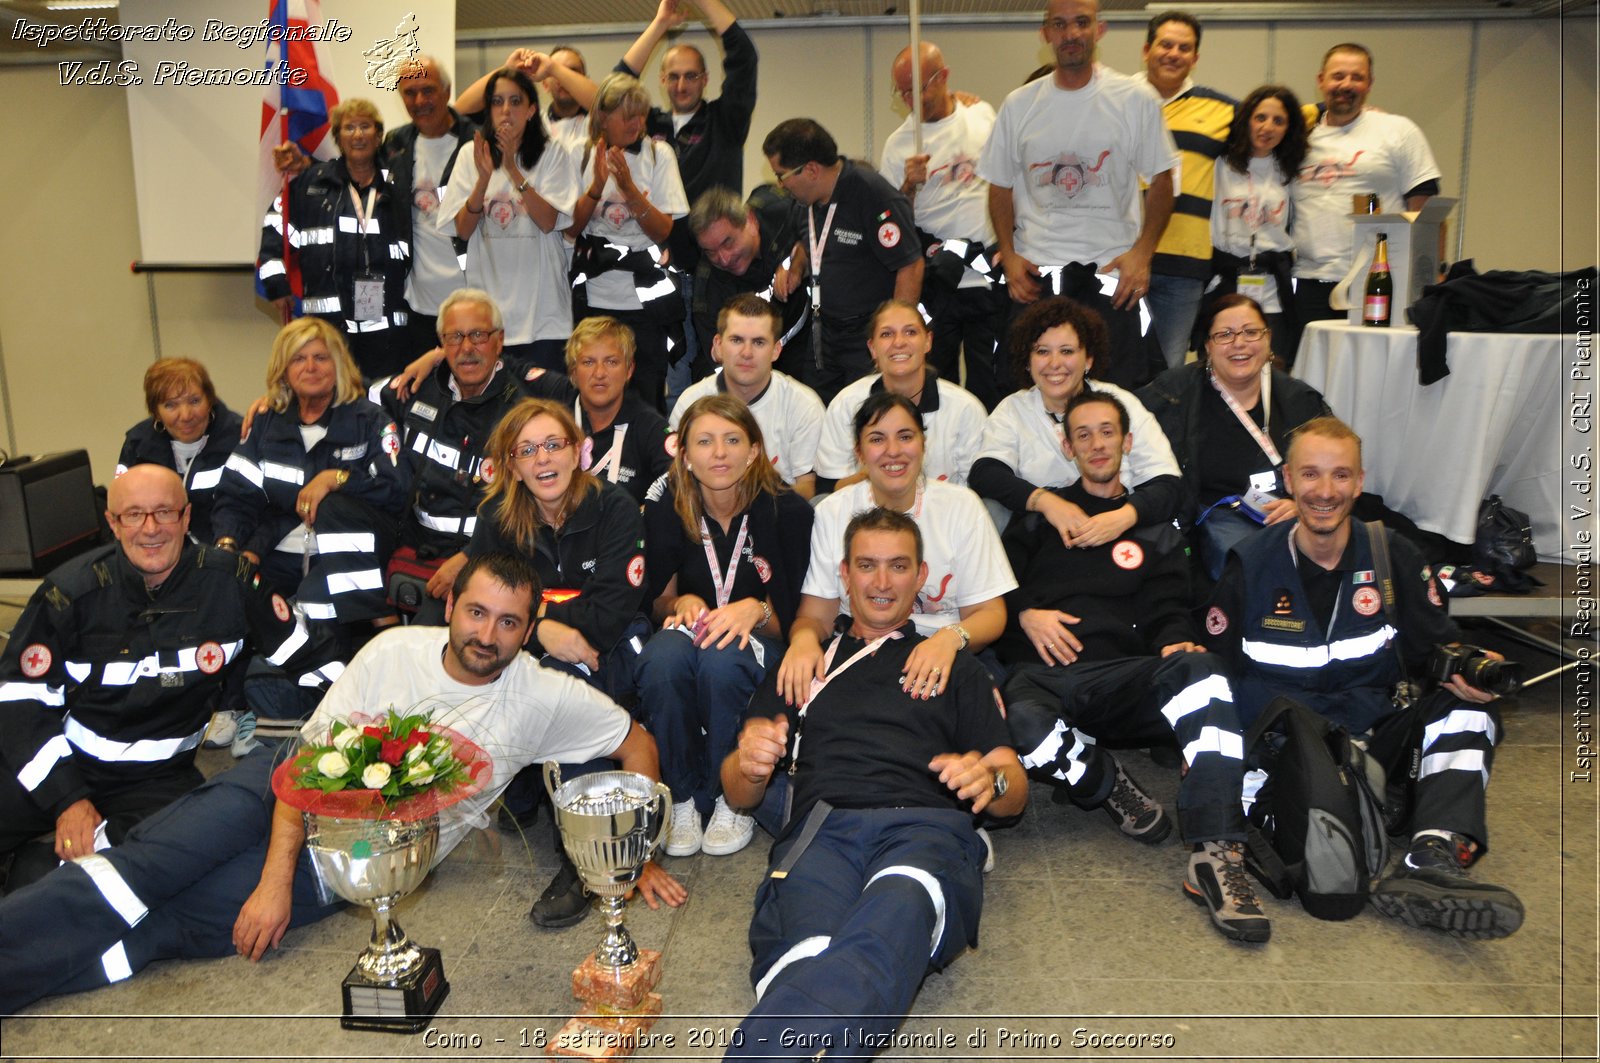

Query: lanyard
<box><xmin>807</xmin><ymin>203</ymin><xmax>836</xmax><ymax>369</ymax></box>
<box><xmin>699</xmin><ymin>514</ymin><xmax>750</xmax><ymax>609</ymax></box>
<box><xmin>1210</xmin><ymin>366</ymin><xmax>1280</xmax><ymax>466</ymax></box>
<box><xmin>576</xmin><ymin>397</ymin><xmax>629</xmax><ymax>483</ymax></box>
<box><xmin>348</xmin><ymin>184</ymin><xmax>377</xmax><ymax>271</ymax></box>
<box><xmin>791</xmin><ymin>629</ymin><xmax>904</xmax><ymax>775</ymax></box>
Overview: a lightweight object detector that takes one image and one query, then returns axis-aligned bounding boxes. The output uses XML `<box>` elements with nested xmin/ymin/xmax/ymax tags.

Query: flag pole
<box><xmin>909</xmin><ymin>0</ymin><xmax>923</xmax><ymax>154</ymax></box>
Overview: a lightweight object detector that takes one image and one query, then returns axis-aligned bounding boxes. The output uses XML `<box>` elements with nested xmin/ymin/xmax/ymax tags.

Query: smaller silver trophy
<box><xmin>544</xmin><ymin>763</ymin><xmax>670</xmax><ymax>970</ymax></box>
<box><xmin>303</xmin><ymin>813</ymin><xmax>447</xmax><ymax>1033</ymax></box>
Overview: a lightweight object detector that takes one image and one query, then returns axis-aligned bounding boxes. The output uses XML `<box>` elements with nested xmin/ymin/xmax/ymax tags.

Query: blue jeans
<box><xmin>1145</xmin><ymin>272</ymin><xmax>1207</xmax><ymax>369</ymax></box>
<box><xmin>635</xmin><ymin>628</ymin><xmax>778</xmax><ymax>814</ymax></box>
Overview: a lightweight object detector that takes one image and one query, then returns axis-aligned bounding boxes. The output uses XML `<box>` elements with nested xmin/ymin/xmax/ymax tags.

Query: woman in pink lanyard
<box><xmin>635</xmin><ymin>395</ymin><xmax>815</xmax><ymax>858</ymax></box>
<box><xmin>1138</xmin><ymin>293</ymin><xmax>1331</xmax><ymax>580</ymax></box>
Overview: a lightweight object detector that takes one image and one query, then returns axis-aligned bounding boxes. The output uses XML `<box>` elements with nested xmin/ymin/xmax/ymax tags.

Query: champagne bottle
<box><xmin>1363</xmin><ymin>232</ymin><xmax>1392</xmax><ymax>327</ymax></box>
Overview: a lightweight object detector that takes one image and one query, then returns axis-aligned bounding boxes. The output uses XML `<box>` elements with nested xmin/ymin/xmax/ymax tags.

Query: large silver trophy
<box><xmin>303</xmin><ymin>812</ymin><xmax>448</xmax><ymax>1033</ymax></box>
<box><xmin>543</xmin><ymin>763</ymin><xmax>670</xmax><ymax>969</ymax></box>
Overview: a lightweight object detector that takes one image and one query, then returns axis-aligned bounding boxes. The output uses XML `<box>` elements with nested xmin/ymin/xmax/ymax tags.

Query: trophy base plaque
<box><xmin>546</xmin><ymin>994</ymin><xmax>664</xmax><ymax>1060</ymax></box>
<box><xmin>571</xmin><ymin>948</ymin><xmax>662</xmax><ymax>1011</ymax></box>
<box><xmin>339</xmin><ymin>947</ymin><xmax>450</xmax><ymax>1034</ymax></box>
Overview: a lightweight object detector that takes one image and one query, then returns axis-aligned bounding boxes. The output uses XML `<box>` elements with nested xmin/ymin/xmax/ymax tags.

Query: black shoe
<box><xmin>1370</xmin><ymin>834</ymin><xmax>1524</xmax><ymax>940</ymax></box>
<box><xmin>530</xmin><ymin>860</ymin><xmax>591</xmax><ymax>929</ymax></box>
<box><xmin>1184</xmin><ymin>840</ymin><xmax>1272</xmax><ymax>943</ymax></box>
<box><xmin>1098</xmin><ymin>756</ymin><xmax>1172</xmax><ymax>844</ymax></box>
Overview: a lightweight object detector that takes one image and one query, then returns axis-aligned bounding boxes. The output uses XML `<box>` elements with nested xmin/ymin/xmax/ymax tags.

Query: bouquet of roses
<box><xmin>273</xmin><ymin>710</ymin><xmax>491</xmax><ymax>821</ymax></box>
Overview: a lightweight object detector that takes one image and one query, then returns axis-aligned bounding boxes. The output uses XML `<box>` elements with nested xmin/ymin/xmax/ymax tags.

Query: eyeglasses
<box><xmin>1208</xmin><ymin>326</ymin><xmax>1271</xmax><ymax>344</ymax></box>
<box><xmin>339</xmin><ymin>121</ymin><xmax>377</xmax><ymax>135</ymax></box>
<box><xmin>111</xmin><ymin>506</ymin><xmax>188</xmax><ymax>528</ymax></box>
<box><xmin>891</xmin><ymin>68</ymin><xmax>945</xmax><ymax>104</ymax></box>
<box><xmin>442</xmin><ymin>328</ymin><xmax>502</xmax><ymax>347</ymax></box>
<box><xmin>663</xmin><ymin>71</ymin><xmax>704</xmax><ymax>85</ymax></box>
<box><xmin>513</xmin><ymin>439</ymin><xmax>571</xmax><ymax>459</ymax></box>
<box><xmin>772</xmin><ymin>163</ymin><xmax>806</xmax><ymax>186</ymax></box>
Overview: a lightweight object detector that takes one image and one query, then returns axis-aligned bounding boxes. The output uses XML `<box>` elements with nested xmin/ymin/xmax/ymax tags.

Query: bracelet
<box><xmin>333</xmin><ymin>469</ymin><xmax>349</xmax><ymax>489</ymax></box>
<box><xmin>758</xmin><ymin>599</ymin><xmax>773</xmax><ymax>628</ymax></box>
<box><xmin>585</xmin><ymin>188</ymin><xmax>601</xmax><ymax>201</ymax></box>
<box><xmin>466</xmin><ymin>200</ymin><xmax>484</xmax><ymax>214</ymax></box>
<box><xmin>516</xmin><ymin>177</ymin><xmax>531</xmax><ymax>194</ymax></box>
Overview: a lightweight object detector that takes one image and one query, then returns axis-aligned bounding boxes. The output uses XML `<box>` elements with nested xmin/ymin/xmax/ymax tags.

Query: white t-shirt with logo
<box><xmin>881</xmin><ymin>101</ymin><xmax>998</xmax><ymax>289</ymax></box>
<box><xmin>668</xmin><ymin>370</ymin><xmax>826</xmax><ymax>486</ymax></box>
<box><xmin>801</xmin><ymin>478</ymin><xmax>1016</xmax><ymax>637</ymax></box>
<box><xmin>977</xmin><ymin>68</ymin><xmax>1178</xmax><ymax>268</ymax></box>
<box><xmin>812</xmin><ymin>375</ymin><xmax>987</xmax><ymax>486</ymax></box>
<box><xmin>974</xmin><ymin>382</ymin><xmax>1180</xmax><ymax>494</ymax></box>
<box><xmin>577</xmin><ymin>139</ymin><xmax>690</xmax><ymax>311</ymax></box>
<box><xmin>406</xmin><ymin>132</ymin><xmax>470</xmax><ymax>315</ymax></box>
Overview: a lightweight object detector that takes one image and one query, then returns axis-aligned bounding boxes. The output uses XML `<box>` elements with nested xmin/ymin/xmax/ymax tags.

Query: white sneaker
<box><xmin>977</xmin><ymin>827</ymin><xmax>996</xmax><ymax>874</ymax></box>
<box><xmin>701</xmin><ymin>796</ymin><xmax>755</xmax><ymax>856</ymax></box>
<box><xmin>665</xmin><ymin>800</ymin><xmax>702</xmax><ymax>857</ymax></box>
<box><xmin>202</xmin><ymin>710</ymin><xmax>240</xmax><ymax>749</ymax></box>
<box><xmin>230</xmin><ymin>711</ymin><xmax>260</xmax><ymax>758</ymax></box>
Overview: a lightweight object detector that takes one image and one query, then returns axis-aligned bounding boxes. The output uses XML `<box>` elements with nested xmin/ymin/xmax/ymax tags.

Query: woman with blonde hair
<box><xmin>212</xmin><ymin>318</ymin><xmax>405</xmax><ymax>625</ymax></box>
<box><xmin>465</xmin><ymin>396</ymin><xmax>653</xmax><ymax>926</ymax></box>
<box><xmin>635</xmin><ymin>394</ymin><xmax>814</xmax><ymax>857</ymax></box>
<box><xmin>258</xmin><ymin>97</ymin><xmax>412</xmax><ymax>380</ymax></box>
<box><xmin>116</xmin><ymin>358</ymin><xmax>243</xmax><ymax>544</ymax></box>
<box><xmin>566</xmin><ymin>72</ymin><xmax>689</xmax><ymax>411</ymax></box>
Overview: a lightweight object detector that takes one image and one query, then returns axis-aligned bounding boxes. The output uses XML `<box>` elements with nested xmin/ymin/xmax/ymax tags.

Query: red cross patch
<box><xmin>479</xmin><ymin>456</ymin><xmax>496</xmax><ymax>485</ymax></box>
<box><xmin>1111</xmin><ymin>540</ymin><xmax>1144</xmax><ymax>570</ymax></box>
<box><xmin>381</xmin><ymin>422</ymin><xmax>401</xmax><ymax>462</ymax></box>
<box><xmin>1351</xmin><ymin>586</ymin><xmax>1382</xmax><ymax>616</ymax></box>
<box><xmin>877</xmin><ymin>222</ymin><xmax>901</xmax><ymax>248</ymax></box>
<box><xmin>271</xmin><ymin>593</ymin><xmax>292</xmax><ymax>622</ymax></box>
<box><xmin>196</xmin><ymin>641</ymin><xmax>225</xmax><ymax>675</ymax></box>
<box><xmin>1427</xmin><ymin>579</ymin><xmax>1443</xmax><ymax>608</ymax></box>
<box><xmin>627</xmin><ymin>554</ymin><xmax>645</xmax><ymax>588</ymax></box>
<box><xmin>753</xmin><ymin>555</ymin><xmax>772</xmax><ymax>583</ymax></box>
<box><xmin>19</xmin><ymin>643</ymin><xmax>51</xmax><ymax>678</ymax></box>
<box><xmin>664</xmin><ymin>432</ymin><xmax>679</xmax><ymax>458</ymax></box>
<box><xmin>1205</xmin><ymin>607</ymin><xmax>1228</xmax><ymax>636</ymax></box>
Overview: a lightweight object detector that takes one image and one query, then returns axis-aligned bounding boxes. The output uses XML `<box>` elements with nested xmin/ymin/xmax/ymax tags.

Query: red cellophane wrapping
<box><xmin>271</xmin><ymin>713</ymin><xmax>493</xmax><ymax>822</ymax></box>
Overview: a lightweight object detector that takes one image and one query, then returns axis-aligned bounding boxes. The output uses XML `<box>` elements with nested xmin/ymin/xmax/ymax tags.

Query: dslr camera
<box><xmin>1428</xmin><ymin>644</ymin><xmax>1523</xmax><ymax>697</ymax></box>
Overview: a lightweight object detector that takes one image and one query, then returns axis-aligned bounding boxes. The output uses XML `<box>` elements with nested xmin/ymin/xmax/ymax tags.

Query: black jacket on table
<box><xmin>1137</xmin><ymin>362</ymin><xmax>1330</xmax><ymax>519</ymax></box>
<box><xmin>371</xmin><ymin>363</ymin><xmax>554</xmax><ymax>558</ymax></box>
<box><xmin>257</xmin><ymin>158</ymin><xmax>410</xmax><ymax>335</ymax></box>
<box><xmin>116</xmin><ymin>403</ymin><xmax>246</xmax><ymax>545</ymax></box>
<box><xmin>468</xmin><ymin>480</ymin><xmax>646</xmax><ymax>654</ymax></box>
<box><xmin>642</xmin><ymin>481</ymin><xmax>814</xmax><ymax>639</ymax></box>
<box><xmin>211</xmin><ymin>399</ymin><xmax>406</xmax><ymax>558</ymax></box>
<box><xmin>0</xmin><ymin>542</ymin><xmax>341</xmax><ymax>820</ymax></box>
<box><xmin>995</xmin><ymin>482</ymin><xmax>1195</xmax><ymax>666</ymax></box>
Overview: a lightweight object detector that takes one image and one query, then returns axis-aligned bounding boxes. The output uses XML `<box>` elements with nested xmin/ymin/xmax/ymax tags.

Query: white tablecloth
<box><xmin>1294</xmin><ymin>322</ymin><xmax>1577</xmax><ymax>563</ymax></box>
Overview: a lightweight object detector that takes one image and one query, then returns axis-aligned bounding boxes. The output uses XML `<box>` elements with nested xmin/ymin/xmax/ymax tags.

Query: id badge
<box><xmin>352</xmin><ymin>273</ymin><xmax>384</xmax><ymax>321</ymax></box>
<box><xmin>810</xmin><ymin>282</ymin><xmax>824</xmax><ymax>369</ymax></box>
<box><xmin>1238</xmin><ymin>272</ymin><xmax>1280</xmax><ymax>314</ymax></box>
<box><xmin>1239</xmin><ymin>482</ymin><xmax>1280</xmax><ymax>524</ymax></box>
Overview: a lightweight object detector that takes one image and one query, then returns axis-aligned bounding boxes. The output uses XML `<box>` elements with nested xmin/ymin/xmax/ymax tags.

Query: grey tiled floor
<box><xmin>0</xmin><ymin>591</ymin><xmax>1595</xmax><ymax>1061</ymax></box>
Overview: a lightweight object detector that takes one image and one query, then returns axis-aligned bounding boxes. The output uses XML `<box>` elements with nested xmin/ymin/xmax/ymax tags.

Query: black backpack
<box><xmin>1241</xmin><ymin>697</ymin><xmax>1391</xmax><ymax>921</ymax></box>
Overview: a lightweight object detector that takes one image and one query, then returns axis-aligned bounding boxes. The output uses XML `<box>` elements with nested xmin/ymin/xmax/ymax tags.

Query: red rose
<box><xmin>380</xmin><ymin>738</ymin><xmax>407</xmax><ymax>765</ymax></box>
<box><xmin>363</xmin><ymin>726</ymin><xmax>384</xmax><ymax>739</ymax></box>
<box><xmin>406</xmin><ymin>730</ymin><xmax>430</xmax><ymax>748</ymax></box>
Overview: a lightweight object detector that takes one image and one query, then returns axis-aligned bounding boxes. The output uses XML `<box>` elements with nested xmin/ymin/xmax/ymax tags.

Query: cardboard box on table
<box><xmin>1338</xmin><ymin>197</ymin><xmax>1457</xmax><ymax>326</ymax></box>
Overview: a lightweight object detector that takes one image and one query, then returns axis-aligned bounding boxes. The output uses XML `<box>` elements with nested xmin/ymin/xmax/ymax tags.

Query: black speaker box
<box><xmin>0</xmin><ymin>451</ymin><xmax>103</xmax><ymax>577</ymax></box>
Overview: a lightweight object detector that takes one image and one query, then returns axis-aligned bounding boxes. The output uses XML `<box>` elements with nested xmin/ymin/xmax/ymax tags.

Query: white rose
<box><xmin>332</xmin><ymin>727</ymin><xmax>361</xmax><ymax>752</ymax></box>
<box><xmin>317</xmin><ymin>751</ymin><xmax>350</xmax><ymax>778</ymax></box>
<box><xmin>405</xmin><ymin>743</ymin><xmax>426</xmax><ymax>764</ymax></box>
<box><xmin>405</xmin><ymin>764</ymin><xmax>435</xmax><ymax>787</ymax></box>
<box><xmin>362</xmin><ymin>762</ymin><xmax>392</xmax><ymax>789</ymax></box>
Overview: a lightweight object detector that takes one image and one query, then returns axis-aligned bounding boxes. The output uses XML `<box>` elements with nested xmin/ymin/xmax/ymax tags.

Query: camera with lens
<box><xmin>1428</xmin><ymin>644</ymin><xmax>1523</xmax><ymax>697</ymax></box>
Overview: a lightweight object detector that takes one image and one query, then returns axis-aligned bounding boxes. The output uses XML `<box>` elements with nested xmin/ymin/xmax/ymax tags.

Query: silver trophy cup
<box><xmin>544</xmin><ymin>763</ymin><xmax>671</xmax><ymax>970</ymax></box>
<box><xmin>303</xmin><ymin>812</ymin><xmax>448</xmax><ymax>1033</ymax></box>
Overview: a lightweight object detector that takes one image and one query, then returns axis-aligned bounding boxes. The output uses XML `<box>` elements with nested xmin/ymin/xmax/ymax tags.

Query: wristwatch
<box><xmin>950</xmin><ymin>624</ymin><xmax>971</xmax><ymax>651</ymax></box>
<box><xmin>992</xmin><ymin>770</ymin><xmax>1008</xmax><ymax>800</ymax></box>
<box><xmin>333</xmin><ymin>469</ymin><xmax>350</xmax><ymax>489</ymax></box>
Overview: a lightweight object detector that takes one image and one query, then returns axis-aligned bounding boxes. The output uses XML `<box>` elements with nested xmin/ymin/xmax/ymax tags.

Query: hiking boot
<box><xmin>701</xmin><ymin>796</ymin><xmax>754</xmax><ymax>856</ymax></box>
<box><xmin>1098</xmin><ymin>756</ymin><xmax>1172</xmax><ymax>844</ymax></box>
<box><xmin>530</xmin><ymin>859</ymin><xmax>591</xmax><ymax>929</ymax></box>
<box><xmin>1370</xmin><ymin>834</ymin><xmax>1524</xmax><ymax>940</ymax></box>
<box><xmin>229</xmin><ymin>711</ymin><xmax>259</xmax><ymax>758</ymax></box>
<box><xmin>665</xmin><ymin>800</ymin><xmax>702</xmax><ymax>857</ymax></box>
<box><xmin>203</xmin><ymin>710</ymin><xmax>240</xmax><ymax>749</ymax></box>
<box><xmin>1184</xmin><ymin>840</ymin><xmax>1272</xmax><ymax>942</ymax></box>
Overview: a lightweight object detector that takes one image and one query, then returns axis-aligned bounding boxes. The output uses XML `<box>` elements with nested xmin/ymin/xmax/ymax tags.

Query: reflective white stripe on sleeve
<box><xmin>302</xmin><ymin>601</ymin><xmax>339</xmax><ymax>620</ymax></box>
<box><xmin>266</xmin><ymin>614</ymin><xmax>310</xmax><ymax>666</ymax></box>
<box><xmin>76</xmin><ymin>854</ymin><xmax>149</xmax><ymax>926</ymax></box>
<box><xmin>1182</xmin><ymin>725</ymin><xmax>1244</xmax><ymax>764</ymax></box>
<box><xmin>64</xmin><ymin>660</ymin><xmax>92</xmax><ymax>682</ymax></box>
<box><xmin>1020</xmin><ymin>718</ymin><xmax>1067</xmax><ymax>772</ymax></box>
<box><xmin>0</xmin><ymin>681</ymin><xmax>66</xmax><ymax>707</ymax></box>
<box><xmin>1419</xmin><ymin>748</ymin><xmax>1488</xmax><ymax>787</ymax></box>
<box><xmin>299</xmin><ymin>661</ymin><xmax>346</xmax><ymax>687</ymax></box>
<box><xmin>315</xmin><ymin>532</ymin><xmax>376</xmax><ymax>555</ymax></box>
<box><xmin>261</xmin><ymin>461</ymin><xmax>306</xmax><ymax>486</ymax></box>
<box><xmin>1158</xmin><ymin>672</ymin><xmax>1232</xmax><ymax>728</ymax></box>
<box><xmin>225</xmin><ymin>452</ymin><xmax>265</xmax><ymax>489</ymax></box>
<box><xmin>190</xmin><ymin>467</ymin><xmax>224</xmax><ymax>491</ymax></box>
<box><xmin>1241</xmin><ymin>624</ymin><xmax>1397</xmax><ymax>669</ymax></box>
<box><xmin>865</xmin><ymin>864</ymin><xmax>947</xmax><ymax>956</ymax></box>
<box><xmin>339</xmin><ymin>216</ymin><xmax>381</xmax><ymax>235</ymax></box>
<box><xmin>64</xmin><ymin>718</ymin><xmax>207</xmax><ymax>763</ymax></box>
<box><xmin>257</xmin><ymin>259</ymin><xmax>287</xmax><ymax>280</ymax></box>
<box><xmin>299</xmin><ymin>225</ymin><xmax>335</xmax><ymax>246</ymax></box>
<box><xmin>356</xmin><ymin>318</ymin><xmax>392</xmax><ymax>333</ymax></box>
<box><xmin>17</xmin><ymin>734</ymin><xmax>73</xmax><ymax>791</ymax></box>
<box><xmin>101</xmin><ymin>640</ymin><xmax>239</xmax><ymax>687</ymax></box>
<box><xmin>1422</xmin><ymin>709</ymin><xmax>1498</xmax><ymax>751</ymax></box>
<box><xmin>414</xmin><ymin>508</ymin><xmax>467</xmax><ymax>533</ymax></box>
<box><xmin>101</xmin><ymin>940</ymin><xmax>134</xmax><ymax>983</ymax></box>
<box><xmin>638</xmin><ymin>275</ymin><xmax>676</xmax><ymax>302</ymax></box>
<box><xmin>753</xmin><ymin>935</ymin><xmax>830</xmax><ymax>1001</ymax></box>
<box><xmin>303</xmin><ymin>295</ymin><xmax>342</xmax><ymax>313</ymax></box>
<box><xmin>326</xmin><ymin>568</ymin><xmax>384</xmax><ymax>594</ymax></box>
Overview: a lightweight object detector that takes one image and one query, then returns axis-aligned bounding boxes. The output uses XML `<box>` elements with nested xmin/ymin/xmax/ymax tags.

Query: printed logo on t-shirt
<box><xmin>1300</xmin><ymin>149</ymin><xmax>1367</xmax><ymax>188</ymax></box>
<box><xmin>413</xmin><ymin>181</ymin><xmax>440</xmax><ymax>219</ymax></box>
<box><xmin>1028</xmin><ymin>149</ymin><xmax>1112</xmax><ymax>200</ymax></box>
